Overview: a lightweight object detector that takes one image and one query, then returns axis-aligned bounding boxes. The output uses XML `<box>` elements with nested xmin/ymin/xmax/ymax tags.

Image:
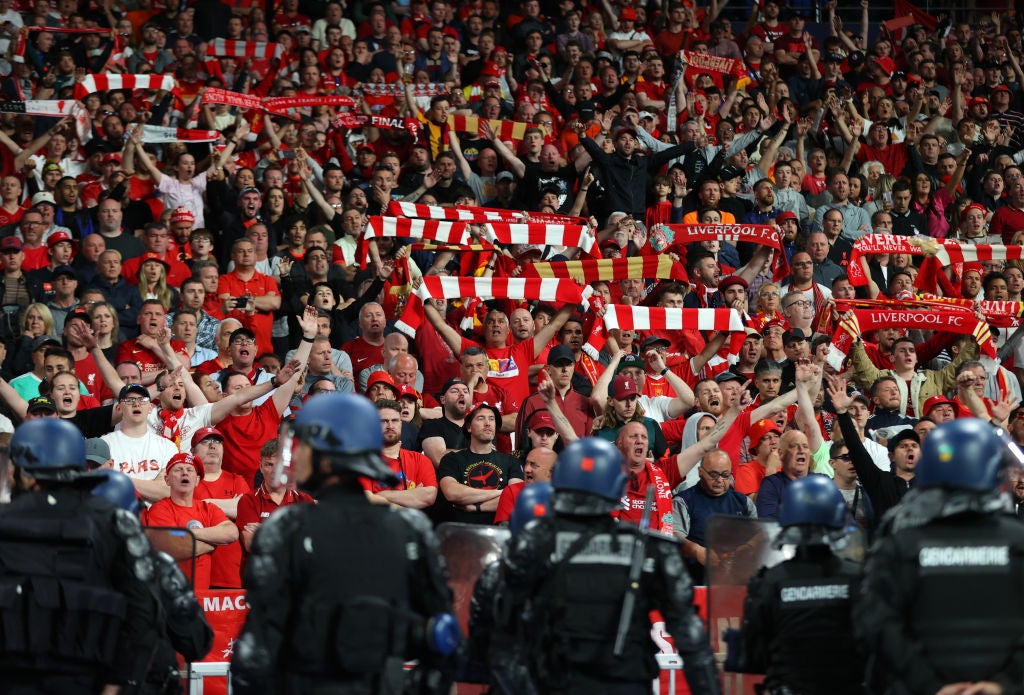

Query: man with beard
<box><xmin>418</xmin><ymin>377</ymin><xmax>472</xmax><ymax>465</ymax></box>
<box><xmin>829</xmin><ymin>375</ymin><xmax>921</xmax><ymax>518</ymax></box>
<box><xmin>103</xmin><ymin>383</ymin><xmax>180</xmax><ymax>504</ymax></box>
<box><xmin>493</xmin><ymin>445</ymin><xmax>557</xmax><ymax>525</ymax></box>
<box><xmin>754</xmin><ymin>429</ymin><xmax>814</xmax><ymax>519</ymax></box>
<box><xmin>143</xmin><ymin>452</ymin><xmax>239</xmax><ymax>592</ymax></box>
<box><xmin>216</xmin><ymin>186</ymin><xmax>263</xmax><ymax>267</ymax></box>
<box><xmin>482</xmin><ymin>125</ymin><xmax>586</xmax><ymax>212</ymax></box>
<box><xmin>424</xmin><ymin>301</ymin><xmax>575</xmax><ymax>409</ymax></box>
<box><xmin>116</xmin><ymin>300</ymin><xmax>189</xmax><ymax>380</ymax></box>
<box><xmin>363</xmin><ymin>399</ymin><xmax>437</xmax><ymax>510</ymax></box>
<box><xmin>460</xmin><ymin>346</ymin><xmax>516</xmax><ymax>454</ymax></box>
<box><xmin>438</xmin><ymin>402</ymin><xmax>524</xmax><ymax>524</ymax></box>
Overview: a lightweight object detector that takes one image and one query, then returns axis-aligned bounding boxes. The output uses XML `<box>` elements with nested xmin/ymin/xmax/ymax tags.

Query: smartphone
<box><xmin>882</xmin><ymin>191</ymin><xmax>893</xmax><ymax>206</ymax></box>
<box><xmin>280</xmin><ymin>150</ymin><xmax>297</xmax><ymax>159</ymax></box>
<box><xmin>233</xmin><ymin>297</ymin><xmax>248</xmax><ymax>308</ymax></box>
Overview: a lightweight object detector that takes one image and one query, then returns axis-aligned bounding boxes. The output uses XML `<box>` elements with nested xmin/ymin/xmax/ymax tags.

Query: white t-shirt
<box><xmin>145</xmin><ymin>402</ymin><xmax>214</xmax><ymax>451</ymax></box>
<box><xmin>103</xmin><ymin>429</ymin><xmax>179</xmax><ymax>480</ymax></box>
<box><xmin>639</xmin><ymin>395</ymin><xmax>675</xmax><ymax>423</ymax></box>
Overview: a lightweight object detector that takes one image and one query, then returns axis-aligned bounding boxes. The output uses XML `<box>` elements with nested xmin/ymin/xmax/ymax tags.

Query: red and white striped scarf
<box><xmin>265</xmin><ymin>95</ymin><xmax>355</xmax><ymax>115</ymax></box>
<box><xmin>72</xmin><ymin>74</ymin><xmax>177</xmax><ymax>100</ymax></box>
<box><xmin>602</xmin><ymin>305</ymin><xmax>745</xmax><ymax>333</ymax></box>
<box><xmin>136</xmin><ymin>125</ymin><xmax>220</xmax><ymax>143</ymax></box>
<box><xmin>915</xmin><ymin>293</ymin><xmax>1024</xmax><ymax>329</ymax></box>
<box><xmin>663</xmin><ymin>223</ymin><xmax>790</xmax><ymax>281</ymax></box>
<box><xmin>361</xmin><ymin>83</ymin><xmax>448</xmax><ymax>97</ymax></box>
<box><xmin>520</xmin><ymin>255</ymin><xmax>688</xmax><ymax>283</ymax></box>
<box><xmin>395</xmin><ymin>276</ymin><xmax>586</xmax><ymax>336</ymax></box>
<box><xmin>847</xmin><ymin>234</ymin><xmax>1024</xmax><ymax>286</ymax></box>
<box><xmin>388</xmin><ymin>200</ymin><xmax>587</xmax><ymax>225</ymax></box>
<box><xmin>204</xmin><ymin>38</ymin><xmax>284</xmax><ymax>61</ymax></box>
<box><xmin>363</xmin><ymin>217</ymin><xmax>472</xmax><ymax>245</ymax></box>
<box><xmin>826</xmin><ymin>302</ymin><xmax>995</xmax><ymax>370</ymax></box>
<box><xmin>483</xmin><ymin>222</ymin><xmax>595</xmax><ymax>253</ymax></box>
<box><xmin>333</xmin><ymin>113</ymin><xmax>420</xmax><ymax>137</ymax></box>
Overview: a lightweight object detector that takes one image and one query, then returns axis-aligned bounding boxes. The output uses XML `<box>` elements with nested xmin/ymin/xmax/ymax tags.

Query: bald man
<box><xmin>493</xmin><ymin>447</ymin><xmax>557</xmax><ymax>525</ymax></box>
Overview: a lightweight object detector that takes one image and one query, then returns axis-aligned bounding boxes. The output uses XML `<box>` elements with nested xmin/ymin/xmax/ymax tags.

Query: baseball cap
<box><xmin>614</xmin><ymin>126</ymin><xmax>638</xmax><ymax>140</ymax></box>
<box><xmin>238</xmin><ymin>186</ymin><xmax>262</xmax><ymax>199</ymax></box>
<box><xmin>464</xmin><ymin>401</ymin><xmax>502</xmax><ymax>429</ymax></box>
<box><xmin>26</xmin><ymin>395</ymin><xmax>57</xmax><ymax>414</ymax></box>
<box><xmin>85</xmin><ymin>437</ymin><xmax>110</xmax><ymax>466</ymax></box>
<box><xmin>715</xmin><ymin>370</ymin><xmax>746</xmax><ymax>385</ymax></box>
<box><xmin>101</xmin><ymin>152</ymin><xmax>122</xmax><ymax>165</ymax></box>
<box><xmin>30</xmin><ymin>335</ymin><xmax>60</xmax><ymax>352</ymax></box>
<box><xmin>167</xmin><ymin>451</ymin><xmax>204</xmax><ymax>479</ymax></box>
<box><xmin>616</xmin><ymin>354</ymin><xmax>644</xmax><ymax>373</ymax></box>
<box><xmin>715</xmin><ymin>165</ymin><xmax>744</xmax><ymax>183</ymax></box>
<box><xmin>748</xmin><ymin>418</ymin><xmax>782</xmax><ymax>444</ymax></box>
<box><xmin>887</xmin><ymin>428</ymin><xmax>920</xmax><ymax>453</ymax></box>
<box><xmin>138</xmin><ymin>251</ymin><xmax>171</xmax><ymax>269</ymax></box>
<box><xmin>46</xmin><ymin>231</ymin><xmax>77</xmax><ymax>251</ymax></box>
<box><xmin>782</xmin><ymin>327</ymin><xmax>811</xmax><ymax>344</ymax></box>
<box><xmin>619</xmin><ymin>7</ymin><xmax>637</xmax><ymax>20</ymax></box>
<box><xmin>0</xmin><ymin>236</ymin><xmax>22</xmax><ymax>252</ymax></box>
<box><xmin>922</xmin><ymin>395</ymin><xmax>956</xmax><ymax>415</ymax></box>
<box><xmin>366</xmin><ymin>371</ymin><xmax>399</xmax><ymax>396</ymax></box>
<box><xmin>775</xmin><ymin>210</ymin><xmax>798</xmax><ymax>224</ymax></box>
<box><xmin>229</xmin><ymin>327</ymin><xmax>257</xmax><ymax>343</ymax></box>
<box><xmin>397</xmin><ymin>384</ymin><xmax>421</xmax><ymax>400</ymax></box>
<box><xmin>192</xmin><ymin>426</ymin><xmax>224</xmax><ymax>446</ymax></box>
<box><xmin>760</xmin><ymin>318</ymin><xmax>786</xmax><ymax>334</ymax></box>
<box><xmin>497</xmin><ymin>171</ymin><xmax>515</xmax><ymax>182</ymax></box>
<box><xmin>547</xmin><ymin>344</ymin><xmax>576</xmax><ymax>365</ymax></box>
<box><xmin>718</xmin><ymin>275</ymin><xmax>749</xmax><ymax>292</ymax></box>
<box><xmin>170</xmin><ymin>206</ymin><xmax>195</xmax><ymax>224</ymax></box>
<box><xmin>31</xmin><ymin>191</ymin><xmax>56</xmax><ymax>207</ymax></box>
<box><xmin>441</xmin><ymin>377</ymin><xmax>467</xmax><ymax>395</ymax></box>
<box><xmin>612</xmin><ymin>375</ymin><xmax>639</xmax><ymax>400</ymax></box>
<box><xmin>64</xmin><ymin>307</ymin><xmax>91</xmax><ymax>326</ymax></box>
<box><xmin>640</xmin><ymin>335</ymin><xmax>671</xmax><ymax>352</ymax></box>
<box><xmin>529</xmin><ymin>410</ymin><xmax>556</xmax><ymax>432</ymax></box>
<box><xmin>118</xmin><ymin>383</ymin><xmax>149</xmax><ymax>401</ymax></box>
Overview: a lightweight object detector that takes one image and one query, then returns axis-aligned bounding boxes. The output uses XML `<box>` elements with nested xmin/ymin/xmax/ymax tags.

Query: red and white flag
<box><xmin>484</xmin><ymin>222</ymin><xmax>595</xmax><ymax>253</ymax></box>
<box><xmin>204</xmin><ymin>39</ymin><xmax>284</xmax><ymax>62</ymax></box>
<box><xmin>602</xmin><ymin>305</ymin><xmax>745</xmax><ymax>333</ymax></box>
<box><xmin>73</xmin><ymin>74</ymin><xmax>177</xmax><ymax>100</ymax></box>
<box><xmin>135</xmin><ymin>125</ymin><xmax>221</xmax><ymax>143</ymax></box>
<box><xmin>363</xmin><ymin>217</ymin><xmax>473</xmax><ymax>246</ymax></box>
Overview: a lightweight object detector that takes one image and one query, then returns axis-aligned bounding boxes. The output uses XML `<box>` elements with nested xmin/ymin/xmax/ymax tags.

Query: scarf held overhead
<box><xmin>662</xmin><ymin>223</ymin><xmax>790</xmax><ymax>281</ymax></box>
<box><xmin>387</xmin><ymin>200</ymin><xmax>588</xmax><ymax>225</ymax></box>
<box><xmin>520</xmin><ymin>255</ymin><xmax>688</xmax><ymax>283</ymax></box>
<box><xmin>602</xmin><ymin>305</ymin><xmax>745</xmax><ymax>333</ymax></box>
<box><xmin>72</xmin><ymin>74</ymin><xmax>177</xmax><ymax>100</ymax></box>
<box><xmin>846</xmin><ymin>234</ymin><xmax>1024</xmax><ymax>286</ymax></box>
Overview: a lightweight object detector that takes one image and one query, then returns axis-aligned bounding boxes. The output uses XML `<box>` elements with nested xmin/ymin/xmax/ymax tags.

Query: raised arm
<box><xmin>131</xmin><ymin>127</ymin><xmax>164</xmax><ymax>185</ymax></box>
<box><xmin>423</xmin><ymin>300</ymin><xmax>465</xmax><ymax>356</ymax></box>
<box><xmin>533</xmin><ymin>303</ymin><xmax>576</xmax><ymax>358</ymax></box>
<box><xmin>67</xmin><ymin>321</ymin><xmax>132</xmax><ymax>399</ymax></box>
<box><xmin>481</xmin><ymin>120</ymin><xmax>527</xmax><ymax>179</ymax></box>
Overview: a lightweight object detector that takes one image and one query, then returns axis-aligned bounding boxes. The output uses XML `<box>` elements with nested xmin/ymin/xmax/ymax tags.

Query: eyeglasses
<box><xmin>759</xmin><ymin>291</ymin><xmax>779</xmax><ymax>298</ymax></box>
<box><xmin>703</xmin><ymin>470</ymin><xmax>732</xmax><ymax>480</ymax></box>
<box><xmin>791</xmin><ymin>261</ymin><xmax>813</xmax><ymax>268</ymax></box>
<box><xmin>785</xmin><ymin>299</ymin><xmax>812</xmax><ymax>308</ymax></box>
<box><xmin>831</xmin><ymin>453</ymin><xmax>852</xmax><ymax>461</ymax></box>
<box><xmin>119</xmin><ymin>397</ymin><xmax>147</xmax><ymax>406</ymax></box>
<box><xmin>231</xmin><ymin>338</ymin><xmax>256</xmax><ymax>346</ymax></box>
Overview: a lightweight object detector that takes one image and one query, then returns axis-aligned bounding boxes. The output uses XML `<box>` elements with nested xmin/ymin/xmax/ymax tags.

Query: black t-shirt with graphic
<box><xmin>438</xmin><ymin>448</ymin><xmax>524</xmax><ymax>524</ymax></box>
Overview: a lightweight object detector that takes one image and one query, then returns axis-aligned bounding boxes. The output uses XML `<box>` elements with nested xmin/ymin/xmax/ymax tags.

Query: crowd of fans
<box><xmin>3</xmin><ymin>0</ymin><xmax>1024</xmax><ymax>596</ymax></box>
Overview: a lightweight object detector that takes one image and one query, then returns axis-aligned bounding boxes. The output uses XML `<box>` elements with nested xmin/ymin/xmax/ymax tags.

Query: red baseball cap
<box><xmin>366</xmin><ymin>370</ymin><xmax>399</xmax><ymax>396</ymax></box>
<box><xmin>192</xmin><ymin>426</ymin><xmax>224</xmax><ymax>447</ymax></box>
<box><xmin>166</xmin><ymin>451</ymin><xmax>204</xmax><ymax>479</ymax></box>
<box><xmin>612</xmin><ymin>375</ymin><xmax>639</xmax><ymax>400</ymax></box>
<box><xmin>748</xmin><ymin>418</ymin><xmax>782</xmax><ymax>445</ymax></box>
<box><xmin>397</xmin><ymin>384</ymin><xmax>421</xmax><ymax>400</ymax></box>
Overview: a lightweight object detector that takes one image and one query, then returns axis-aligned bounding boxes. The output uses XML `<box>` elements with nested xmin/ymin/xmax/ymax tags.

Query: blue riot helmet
<box><xmin>91</xmin><ymin>469</ymin><xmax>140</xmax><ymax>515</ymax></box>
<box><xmin>10</xmin><ymin>418</ymin><xmax>87</xmax><ymax>482</ymax></box>
<box><xmin>917</xmin><ymin>418</ymin><xmax>1005</xmax><ymax>492</ymax></box>
<box><xmin>292</xmin><ymin>393</ymin><xmax>397</xmax><ymax>485</ymax></box>
<box><xmin>509</xmin><ymin>482</ymin><xmax>553</xmax><ymax>537</ymax></box>
<box><xmin>778</xmin><ymin>476</ymin><xmax>847</xmax><ymax>529</ymax></box>
<box><xmin>551</xmin><ymin>438</ymin><xmax>627</xmax><ymax>515</ymax></box>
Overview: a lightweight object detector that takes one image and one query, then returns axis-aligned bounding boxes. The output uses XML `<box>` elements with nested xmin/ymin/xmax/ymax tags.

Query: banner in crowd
<box><xmin>388</xmin><ymin>200</ymin><xmax>588</xmax><ymax>225</ymax></box>
<box><xmin>602</xmin><ymin>305</ymin><xmax>745</xmax><ymax>333</ymax></box>
<box><xmin>0</xmin><ymin>99</ymin><xmax>77</xmax><ymax>116</ymax></box>
<box><xmin>360</xmin><ymin>83</ymin><xmax>448</xmax><ymax>97</ymax></box>
<box><xmin>333</xmin><ymin>112</ymin><xmax>420</xmax><ymax>136</ymax></box>
<box><xmin>204</xmin><ymin>38</ymin><xmax>284</xmax><ymax>61</ymax></box>
<box><xmin>202</xmin><ymin>87</ymin><xmax>265</xmax><ymax>110</ymax></box>
<box><xmin>396</xmin><ymin>276</ymin><xmax>587</xmax><ymax>336</ymax></box>
<box><xmin>827</xmin><ymin>300</ymin><xmax>995</xmax><ymax>370</ymax></box>
<box><xmin>680</xmin><ymin>50</ymin><xmax>747</xmax><ymax>79</ymax></box>
<box><xmin>195</xmin><ymin>590</ymin><xmax>249</xmax><ymax>695</ymax></box>
<box><xmin>662</xmin><ymin>223</ymin><xmax>790</xmax><ymax>280</ymax></box>
<box><xmin>520</xmin><ymin>255</ymin><xmax>688</xmax><ymax>283</ymax></box>
<box><xmin>72</xmin><ymin>73</ymin><xmax>177</xmax><ymax>100</ymax></box>
<box><xmin>846</xmin><ymin>235</ymin><xmax>1024</xmax><ymax>286</ymax></box>
<box><xmin>483</xmin><ymin>222</ymin><xmax>596</xmax><ymax>252</ymax></box>
<box><xmin>363</xmin><ymin>216</ymin><xmax>473</xmax><ymax>245</ymax></box>
<box><xmin>135</xmin><ymin>125</ymin><xmax>221</xmax><ymax>143</ymax></box>
<box><xmin>447</xmin><ymin>114</ymin><xmax>534</xmax><ymax>141</ymax></box>
<box><xmin>264</xmin><ymin>95</ymin><xmax>355</xmax><ymax>115</ymax></box>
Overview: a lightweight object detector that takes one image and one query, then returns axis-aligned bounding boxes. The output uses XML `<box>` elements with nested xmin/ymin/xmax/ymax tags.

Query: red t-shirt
<box><xmin>143</xmin><ymin>496</ymin><xmax>231</xmax><ymax>592</ymax></box>
<box><xmin>21</xmin><ymin>246</ymin><xmax>48</xmax><ymax>272</ymax></box>
<box><xmin>461</xmin><ymin>337</ymin><xmax>536</xmax><ymax>410</ymax></box>
<box><xmin>990</xmin><ymin>205</ymin><xmax>1024</xmax><ymax>245</ymax></box>
<box><xmin>361</xmin><ymin>448</ymin><xmax>438</xmax><ymax>495</ymax></box>
<box><xmin>341</xmin><ymin>336</ymin><xmax>385</xmax><ymax>389</ymax></box>
<box><xmin>218</xmin><ymin>400</ymin><xmax>283</xmax><ymax>484</ymax></box>
<box><xmin>217</xmin><ymin>270</ymin><xmax>278</xmax><ymax>356</ymax></box>
<box><xmin>413</xmin><ymin>322</ymin><xmax>459</xmax><ymax>397</ymax></box>
<box><xmin>75</xmin><ymin>352</ymin><xmax>114</xmax><ymax>402</ymax></box>
<box><xmin>116</xmin><ymin>337</ymin><xmax>188</xmax><ymax>374</ymax></box>
<box><xmin>196</xmin><ymin>470</ymin><xmax>252</xmax><ymax>589</ymax></box>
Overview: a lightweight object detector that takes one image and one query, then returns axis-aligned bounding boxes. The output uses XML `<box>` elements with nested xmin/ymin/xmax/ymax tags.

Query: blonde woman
<box><xmin>87</xmin><ymin>301</ymin><xmax>120</xmax><ymax>362</ymax></box>
<box><xmin>136</xmin><ymin>256</ymin><xmax>178</xmax><ymax>311</ymax></box>
<box><xmin>6</xmin><ymin>303</ymin><xmax>56</xmax><ymax>377</ymax></box>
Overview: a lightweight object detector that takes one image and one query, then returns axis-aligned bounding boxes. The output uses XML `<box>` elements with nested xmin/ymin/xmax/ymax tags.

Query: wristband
<box><xmin>660</xmin><ymin>367</ymin><xmax>669</xmax><ymax>376</ymax></box>
<box><xmin>270</xmin><ymin>375</ymin><xmax>280</xmax><ymax>388</ymax></box>
<box><xmin>474</xmin><ymin>502</ymin><xmax>482</xmax><ymax>512</ymax></box>
<box><xmin>990</xmin><ymin>418</ymin><xmax>1003</xmax><ymax>429</ymax></box>
<box><xmin>301</xmin><ymin>336</ymin><xmax>315</xmax><ymax>343</ymax></box>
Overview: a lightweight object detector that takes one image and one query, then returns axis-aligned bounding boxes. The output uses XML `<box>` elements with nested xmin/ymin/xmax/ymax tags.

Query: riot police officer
<box><xmin>231</xmin><ymin>393</ymin><xmax>461</xmax><ymax>695</ymax></box>
<box><xmin>740</xmin><ymin>475</ymin><xmax>865</xmax><ymax>695</ymax></box>
<box><xmin>502</xmin><ymin>437</ymin><xmax>720</xmax><ymax>695</ymax></box>
<box><xmin>0</xmin><ymin>419</ymin><xmax>160</xmax><ymax>694</ymax></box>
<box><xmin>92</xmin><ymin>468</ymin><xmax>214</xmax><ymax>694</ymax></box>
<box><xmin>468</xmin><ymin>481</ymin><xmax>552</xmax><ymax>694</ymax></box>
<box><xmin>856</xmin><ymin>418</ymin><xmax>1024</xmax><ymax>694</ymax></box>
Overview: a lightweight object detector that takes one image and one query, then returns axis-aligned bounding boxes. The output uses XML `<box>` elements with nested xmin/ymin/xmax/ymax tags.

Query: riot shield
<box><xmin>706</xmin><ymin>516</ymin><xmax>867</xmax><ymax>694</ymax></box>
<box><xmin>436</xmin><ymin>522</ymin><xmax>510</xmax><ymax>635</ymax></box>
